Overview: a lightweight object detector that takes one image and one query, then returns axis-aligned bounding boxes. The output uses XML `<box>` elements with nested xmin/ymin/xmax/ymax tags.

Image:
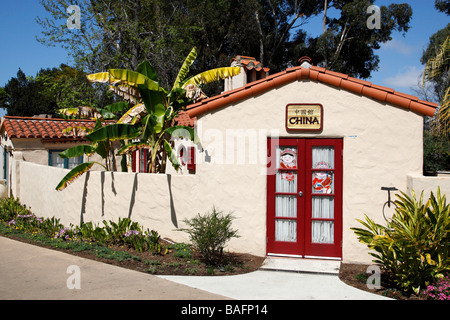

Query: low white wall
<box><xmin>17</xmin><ymin>160</ymin><xmax>263</xmax><ymax>255</ymax></box>
<box><xmin>407</xmin><ymin>174</ymin><xmax>450</xmax><ymax>200</ymax></box>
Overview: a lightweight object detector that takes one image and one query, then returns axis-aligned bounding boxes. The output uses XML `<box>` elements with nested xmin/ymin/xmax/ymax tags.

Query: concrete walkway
<box><xmin>0</xmin><ymin>236</ymin><xmax>227</xmax><ymax>300</ymax></box>
<box><xmin>0</xmin><ymin>236</ymin><xmax>390</xmax><ymax>300</ymax></box>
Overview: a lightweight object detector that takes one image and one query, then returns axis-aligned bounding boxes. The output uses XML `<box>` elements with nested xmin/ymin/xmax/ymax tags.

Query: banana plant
<box><xmin>87</xmin><ymin>46</ymin><xmax>240</xmax><ymax>174</ymax></box>
<box><xmin>55</xmin><ymin>102</ymin><xmax>139</xmax><ymax>191</ymax></box>
<box><xmin>55</xmin><ymin>118</ymin><xmax>141</xmax><ymax>190</ymax></box>
<box><xmin>56</xmin><ymin>47</ymin><xmax>240</xmax><ymax>190</ymax></box>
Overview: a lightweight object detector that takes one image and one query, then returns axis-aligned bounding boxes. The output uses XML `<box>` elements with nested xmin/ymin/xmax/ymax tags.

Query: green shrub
<box><xmin>352</xmin><ymin>188</ymin><xmax>450</xmax><ymax>295</ymax></box>
<box><xmin>40</xmin><ymin>217</ymin><xmax>64</xmax><ymax>238</ymax></box>
<box><xmin>178</xmin><ymin>206</ymin><xmax>239</xmax><ymax>265</ymax></box>
<box><xmin>0</xmin><ymin>197</ymin><xmax>32</xmax><ymax>223</ymax></box>
<box><xmin>103</xmin><ymin>218</ymin><xmax>141</xmax><ymax>244</ymax></box>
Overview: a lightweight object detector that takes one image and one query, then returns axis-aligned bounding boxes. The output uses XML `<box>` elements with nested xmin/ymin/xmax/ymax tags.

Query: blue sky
<box><xmin>0</xmin><ymin>1</ymin><xmax>448</xmax><ymax>118</ymax></box>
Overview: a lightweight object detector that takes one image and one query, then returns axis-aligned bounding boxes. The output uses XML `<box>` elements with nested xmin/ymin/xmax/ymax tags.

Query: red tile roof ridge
<box><xmin>1</xmin><ymin>116</ymin><xmax>103</xmax><ymax>139</ymax></box>
<box><xmin>2</xmin><ymin>115</ymin><xmax>98</xmax><ymax>122</ymax></box>
<box><xmin>184</xmin><ymin>65</ymin><xmax>438</xmax><ymax>121</ymax></box>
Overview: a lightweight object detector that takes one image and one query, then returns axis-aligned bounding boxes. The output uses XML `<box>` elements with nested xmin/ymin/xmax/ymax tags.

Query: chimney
<box><xmin>224</xmin><ymin>55</ymin><xmax>270</xmax><ymax>92</ymax></box>
<box><xmin>298</xmin><ymin>56</ymin><xmax>313</xmax><ymax>69</ymax></box>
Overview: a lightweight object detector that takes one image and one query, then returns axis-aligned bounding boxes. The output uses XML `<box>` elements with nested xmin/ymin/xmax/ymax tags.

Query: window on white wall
<box><xmin>49</xmin><ymin>150</ymin><xmax>83</xmax><ymax>169</ymax></box>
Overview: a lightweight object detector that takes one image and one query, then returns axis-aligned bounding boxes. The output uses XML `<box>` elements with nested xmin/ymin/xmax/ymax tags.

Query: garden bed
<box><xmin>0</xmin><ymin>198</ymin><xmax>446</xmax><ymax>299</ymax></box>
<box><xmin>0</xmin><ymin>226</ymin><xmax>437</xmax><ymax>299</ymax></box>
<box><xmin>338</xmin><ymin>263</ymin><xmax>426</xmax><ymax>300</ymax></box>
<box><xmin>0</xmin><ymin>224</ymin><xmax>265</xmax><ymax>276</ymax></box>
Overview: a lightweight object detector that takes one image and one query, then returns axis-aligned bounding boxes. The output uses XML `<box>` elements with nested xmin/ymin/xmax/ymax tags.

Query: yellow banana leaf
<box><xmin>62</xmin><ymin>126</ymin><xmax>93</xmax><ymax>137</ymax></box>
<box><xmin>117</xmin><ymin>103</ymin><xmax>147</xmax><ymax>124</ymax></box>
<box><xmin>183</xmin><ymin>67</ymin><xmax>241</xmax><ymax>87</ymax></box>
<box><xmin>58</xmin><ymin>106</ymin><xmax>102</xmax><ymax>119</ymax></box>
<box><xmin>87</xmin><ymin>69</ymin><xmax>165</xmax><ymax>93</ymax></box>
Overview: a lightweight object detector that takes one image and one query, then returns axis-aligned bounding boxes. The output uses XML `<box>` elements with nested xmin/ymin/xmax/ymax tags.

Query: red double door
<box><xmin>267</xmin><ymin>138</ymin><xmax>343</xmax><ymax>259</ymax></box>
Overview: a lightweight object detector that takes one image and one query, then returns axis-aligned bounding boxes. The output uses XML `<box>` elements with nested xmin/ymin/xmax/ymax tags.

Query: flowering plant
<box><xmin>421</xmin><ymin>275</ymin><xmax>450</xmax><ymax>300</ymax></box>
<box><xmin>54</xmin><ymin>227</ymin><xmax>77</xmax><ymax>241</ymax></box>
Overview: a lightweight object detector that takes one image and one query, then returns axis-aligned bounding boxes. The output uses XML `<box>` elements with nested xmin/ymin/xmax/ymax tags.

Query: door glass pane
<box><xmin>277</xmin><ymin>146</ymin><xmax>297</xmax><ymax>169</ymax></box>
<box><xmin>276</xmin><ymin>195</ymin><xmax>297</xmax><ymax>217</ymax></box>
<box><xmin>276</xmin><ymin>172</ymin><xmax>297</xmax><ymax>192</ymax></box>
<box><xmin>312</xmin><ymin>146</ymin><xmax>334</xmax><ymax>169</ymax></box>
<box><xmin>312</xmin><ymin>197</ymin><xmax>334</xmax><ymax>219</ymax></box>
<box><xmin>312</xmin><ymin>172</ymin><xmax>334</xmax><ymax>194</ymax></box>
<box><xmin>276</xmin><ymin>146</ymin><xmax>297</xmax><ymax>192</ymax></box>
<box><xmin>275</xmin><ymin>220</ymin><xmax>297</xmax><ymax>242</ymax></box>
<box><xmin>312</xmin><ymin>221</ymin><xmax>334</xmax><ymax>243</ymax></box>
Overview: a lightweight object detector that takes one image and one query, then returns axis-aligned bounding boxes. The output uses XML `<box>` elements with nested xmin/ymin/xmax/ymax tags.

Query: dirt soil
<box><xmin>338</xmin><ymin>263</ymin><xmax>424</xmax><ymax>300</ymax></box>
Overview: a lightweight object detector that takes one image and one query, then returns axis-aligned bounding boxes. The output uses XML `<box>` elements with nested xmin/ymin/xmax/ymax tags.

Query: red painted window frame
<box><xmin>139</xmin><ymin>149</ymin><xmax>149</xmax><ymax>173</ymax></box>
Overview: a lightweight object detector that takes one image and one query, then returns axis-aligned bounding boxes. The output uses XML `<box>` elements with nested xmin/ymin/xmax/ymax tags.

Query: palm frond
<box><xmin>423</xmin><ymin>36</ymin><xmax>449</xmax><ymax>82</ymax></box>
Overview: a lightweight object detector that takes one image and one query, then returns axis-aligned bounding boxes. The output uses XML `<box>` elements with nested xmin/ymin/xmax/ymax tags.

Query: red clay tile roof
<box><xmin>179</xmin><ymin>65</ymin><xmax>438</xmax><ymax>126</ymax></box>
<box><xmin>1</xmin><ymin>116</ymin><xmax>99</xmax><ymax>140</ymax></box>
<box><xmin>231</xmin><ymin>55</ymin><xmax>270</xmax><ymax>72</ymax></box>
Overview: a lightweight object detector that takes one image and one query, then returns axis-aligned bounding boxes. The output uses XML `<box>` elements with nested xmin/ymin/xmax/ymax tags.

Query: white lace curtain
<box><xmin>275</xmin><ymin>146</ymin><xmax>297</xmax><ymax>242</ymax></box>
<box><xmin>274</xmin><ymin>146</ymin><xmax>335</xmax><ymax>244</ymax></box>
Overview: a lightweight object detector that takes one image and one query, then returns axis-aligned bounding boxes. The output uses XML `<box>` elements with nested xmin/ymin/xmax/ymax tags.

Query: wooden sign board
<box><xmin>286</xmin><ymin>104</ymin><xmax>323</xmax><ymax>132</ymax></box>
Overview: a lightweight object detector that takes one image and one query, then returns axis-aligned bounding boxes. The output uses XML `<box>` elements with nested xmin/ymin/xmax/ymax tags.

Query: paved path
<box><xmin>0</xmin><ymin>236</ymin><xmax>227</xmax><ymax>300</ymax></box>
<box><xmin>0</xmin><ymin>236</ymin><xmax>389</xmax><ymax>300</ymax></box>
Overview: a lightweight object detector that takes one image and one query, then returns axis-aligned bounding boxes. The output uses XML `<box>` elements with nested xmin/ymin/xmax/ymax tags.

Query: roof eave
<box><xmin>185</xmin><ymin>66</ymin><xmax>438</xmax><ymax>119</ymax></box>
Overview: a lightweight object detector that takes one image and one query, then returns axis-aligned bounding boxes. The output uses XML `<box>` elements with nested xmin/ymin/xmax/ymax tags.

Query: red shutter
<box><xmin>187</xmin><ymin>146</ymin><xmax>195</xmax><ymax>172</ymax></box>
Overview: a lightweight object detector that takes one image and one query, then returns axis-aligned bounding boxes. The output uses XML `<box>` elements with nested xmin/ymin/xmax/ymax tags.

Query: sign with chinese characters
<box><xmin>286</xmin><ymin>104</ymin><xmax>323</xmax><ymax>131</ymax></box>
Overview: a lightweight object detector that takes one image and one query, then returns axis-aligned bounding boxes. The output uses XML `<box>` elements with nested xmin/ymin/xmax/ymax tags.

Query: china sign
<box><xmin>286</xmin><ymin>104</ymin><xmax>323</xmax><ymax>131</ymax></box>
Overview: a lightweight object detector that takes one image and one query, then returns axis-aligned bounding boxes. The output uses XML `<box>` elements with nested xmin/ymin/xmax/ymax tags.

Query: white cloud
<box><xmin>383</xmin><ymin>66</ymin><xmax>423</xmax><ymax>89</ymax></box>
<box><xmin>381</xmin><ymin>38</ymin><xmax>418</xmax><ymax>55</ymax></box>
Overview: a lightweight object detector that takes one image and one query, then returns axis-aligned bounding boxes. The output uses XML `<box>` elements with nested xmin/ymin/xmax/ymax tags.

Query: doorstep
<box><xmin>260</xmin><ymin>256</ymin><xmax>341</xmax><ymax>275</ymax></box>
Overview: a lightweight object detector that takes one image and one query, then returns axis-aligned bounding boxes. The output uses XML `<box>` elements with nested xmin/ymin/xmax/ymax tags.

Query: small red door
<box><xmin>267</xmin><ymin>138</ymin><xmax>343</xmax><ymax>259</ymax></box>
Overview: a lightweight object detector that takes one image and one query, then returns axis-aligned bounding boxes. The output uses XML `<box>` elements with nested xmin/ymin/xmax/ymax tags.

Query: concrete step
<box><xmin>260</xmin><ymin>256</ymin><xmax>341</xmax><ymax>275</ymax></box>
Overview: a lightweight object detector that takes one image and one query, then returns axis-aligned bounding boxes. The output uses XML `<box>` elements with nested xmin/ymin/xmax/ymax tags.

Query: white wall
<box><xmin>10</xmin><ymin>80</ymin><xmax>448</xmax><ymax>264</ymax></box>
<box><xmin>183</xmin><ymin>80</ymin><xmax>426</xmax><ymax>263</ymax></box>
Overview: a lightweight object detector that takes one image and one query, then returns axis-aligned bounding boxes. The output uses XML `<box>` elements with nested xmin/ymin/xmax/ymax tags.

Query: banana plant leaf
<box><xmin>59</xmin><ymin>145</ymin><xmax>95</xmax><ymax>159</ymax></box>
<box><xmin>109</xmin><ymin>84</ymin><xmax>141</xmax><ymax>104</ymax></box>
<box><xmin>86</xmin><ymin>124</ymin><xmax>142</xmax><ymax>142</ymax></box>
<box><xmin>103</xmin><ymin>101</ymin><xmax>130</xmax><ymax>114</ymax></box>
<box><xmin>183</xmin><ymin>67</ymin><xmax>241</xmax><ymax>87</ymax></box>
<box><xmin>58</xmin><ymin>106</ymin><xmax>102</xmax><ymax>119</ymax></box>
<box><xmin>56</xmin><ymin>161</ymin><xmax>96</xmax><ymax>191</ymax></box>
<box><xmin>117</xmin><ymin>103</ymin><xmax>147</xmax><ymax>124</ymax></box>
<box><xmin>164</xmin><ymin>125</ymin><xmax>202</xmax><ymax>148</ymax></box>
<box><xmin>87</xmin><ymin>69</ymin><xmax>165</xmax><ymax>93</ymax></box>
<box><xmin>140</xmin><ymin>114</ymin><xmax>157</xmax><ymax>142</ymax></box>
<box><xmin>172</xmin><ymin>47</ymin><xmax>198</xmax><ymax>90</ymax></box>
<box><xmin>163</xmin><ymin>139</ymin><xmax>180</xmax><ymax>172</ymax></box>
<box><xmin>62</xmin><ymin>125</ymin><xmax>93</xmax><ymax>137</ymax></box>
<box><xmin>136</xmin><ymin>60</ymin><xmax>159</xmax><ymax>82</ymax></box>
<box><xmin>117</xmin><ymin>142</ymin><xmax>152</xmax><ymax>155</ymax></box>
